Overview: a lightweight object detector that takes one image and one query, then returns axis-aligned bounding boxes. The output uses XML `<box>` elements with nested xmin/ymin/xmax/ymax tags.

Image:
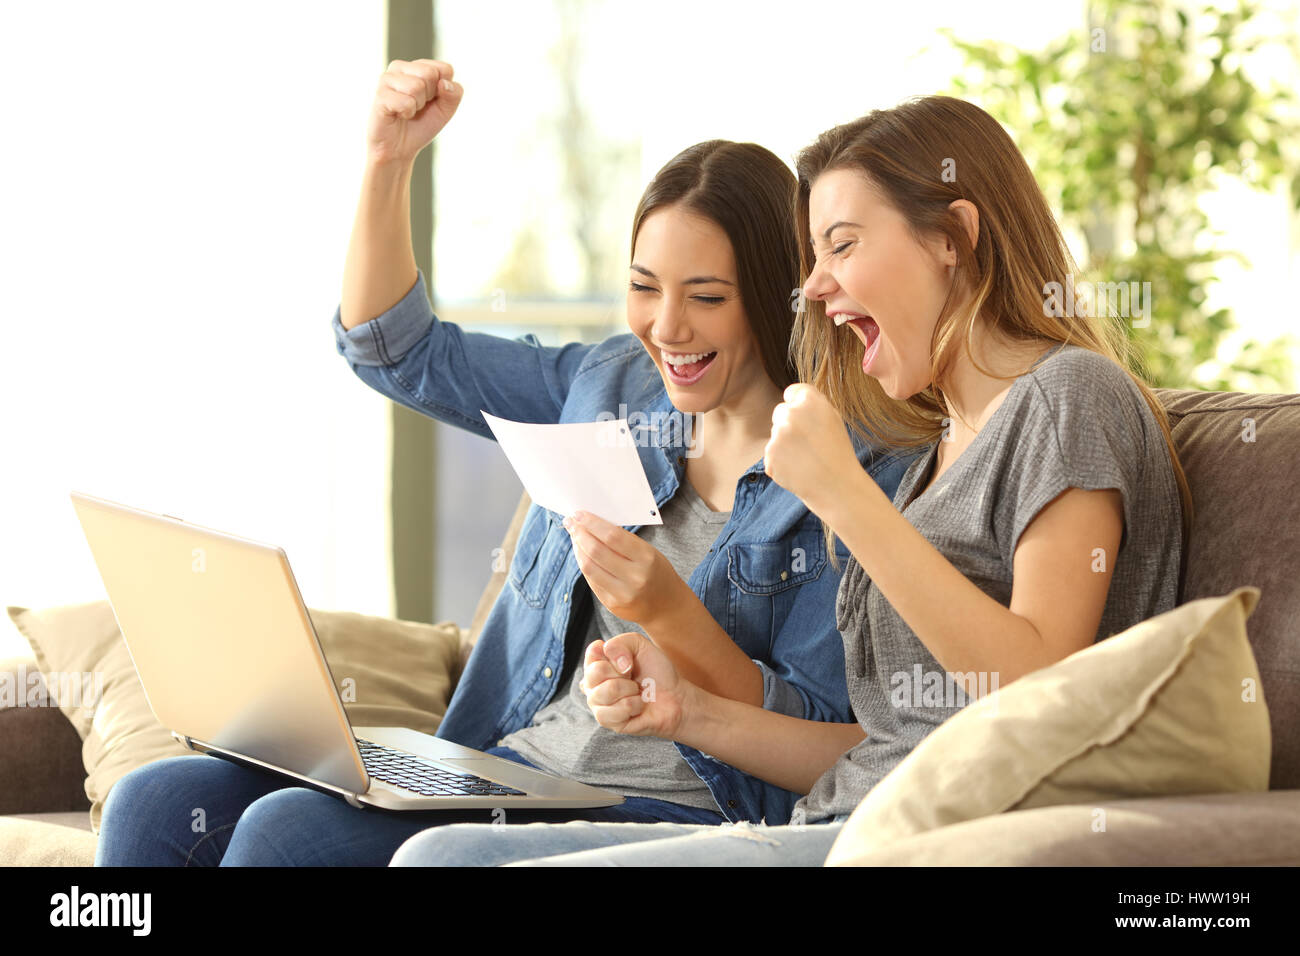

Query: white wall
<box><xmin>0</xmin><ymin>1</ymin><xmax>392</xmax><ymax>656</ymax></box>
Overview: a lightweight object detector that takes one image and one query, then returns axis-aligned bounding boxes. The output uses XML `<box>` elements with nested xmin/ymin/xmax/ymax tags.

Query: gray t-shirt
<box><xmin>498</xmin><ymin>477</ymin><xmax>731</xmax><ymax>811</ymax></box>
<box><xmin>796</xmin><ymin>344</ymin><xmax>1184</xmax><ymax>823</ymax></box>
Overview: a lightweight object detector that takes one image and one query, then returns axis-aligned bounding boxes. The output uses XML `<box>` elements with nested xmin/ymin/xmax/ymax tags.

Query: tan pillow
<box><xmin>826</xmin><ymin>587</ymin><xmax>1270</xmax><ymax>866</ymax></box>
<box><xmin>7</xmin><ymin>600</ymin><xmax>464</xmax><ymax>833</ymax></box>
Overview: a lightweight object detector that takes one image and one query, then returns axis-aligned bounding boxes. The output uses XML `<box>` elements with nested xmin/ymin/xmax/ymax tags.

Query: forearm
<box><xmin>819</xmin><ymin>470</ymin><xmax>1052</xmax><ymax>685</ymax></box>
<box><xmin>677</xmin><ymin>686</ymin><xmax>864</xmax><ymax>795</ymax></box>
<box><xmin>641</xmin><ymin>595</ymin><xmax>764</xmax><ymax>708</ymax></box>
<box><xmin>340</xmin><ymin>158</ymin><xmax>420</xmax><ymax>332</ymax></box>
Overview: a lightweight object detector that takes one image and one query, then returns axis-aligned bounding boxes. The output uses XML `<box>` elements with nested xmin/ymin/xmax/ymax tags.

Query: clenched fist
<box><xmin>763</xmin><ymin>383</ymin><xmax>861</xmax><ymax>517</ymax></box>
<box><xmin>579</xmin><ymin>633</ymin><xmax>691</xmax><ymax>739</ymax></box>
<box><xmin>366</xmin><ymin>58</ymin><xmax>464</xmax><ymax>166</ymax></box>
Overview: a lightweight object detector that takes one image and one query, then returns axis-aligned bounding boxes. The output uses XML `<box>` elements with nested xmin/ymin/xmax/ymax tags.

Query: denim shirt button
<box><xmin>677</xmin><ymin>455</ymin><xmax>685</xmax><ymax>467</ymax></box>
<box><xmin>727</xmin><ymin>799</ymin><xmax>738</xmax><ymax>808</ymax></box>
<box><xmin>746</xmin><ymin>473</ymin><xmax>758</xmax><ymax>483</ymax></box>
<box><xmin>543</xmin><ymin>667</ymin><xmax>553</xmax><ymax>679</ymax></box>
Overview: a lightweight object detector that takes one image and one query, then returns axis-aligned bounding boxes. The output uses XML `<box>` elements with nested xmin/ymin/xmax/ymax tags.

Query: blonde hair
<box><xmin>790</xmin><ymin>96</ymin><xmax>1192</xmax><ymax>562</ymax></box>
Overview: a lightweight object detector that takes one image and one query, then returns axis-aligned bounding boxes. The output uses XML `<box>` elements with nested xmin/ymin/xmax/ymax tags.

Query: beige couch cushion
<box><xmin>7</xmin><ymin>600</ymin><xmax>464</xmax><ymax>833</ymax></box>
<box><xmin>0</xmin><ymin>815</ymin><xmax>100</xmax><ymax>867</ymax></box>
<box><xmin>837</xmin><ymin>790</ymin><xmax>1300</xmax><ymax>866</ymax></box>
<box><xmin>827</xmin><ymin>588</ymin><xmax>1270</xmax><ymax>866</ymax></box>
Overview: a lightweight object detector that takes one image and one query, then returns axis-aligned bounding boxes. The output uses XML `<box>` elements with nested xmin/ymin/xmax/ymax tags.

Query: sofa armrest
<box><xmin>833</xmin><ymin>790</ymin><xmax>1300</xmax><ymax>866</ymax></box>
<box><xmin>0</xmin><ymin>656</ymin><xmax>90</xmax><ymax>814</ymax></box>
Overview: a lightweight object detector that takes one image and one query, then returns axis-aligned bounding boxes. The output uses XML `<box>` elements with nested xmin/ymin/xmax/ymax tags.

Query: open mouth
<box><xmin>663</xmin><ymin>350</ymin><xmax>718</xmax><ymax>385</ymax></box>
<box><xmin>835</xmin><ymin>314</ymin><xmax>881</xmax><ymax>373</ymax></box>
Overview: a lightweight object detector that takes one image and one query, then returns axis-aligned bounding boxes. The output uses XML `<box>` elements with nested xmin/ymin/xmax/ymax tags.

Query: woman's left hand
<box><xmin>563</xmin><ymin>511</ymin><xmax>688</xmax><ymax>627</ymax></box>
<box><xmin>764</xmin><ymin>383</ymin><xmax>861</xmax><ymax>516</ymax></box>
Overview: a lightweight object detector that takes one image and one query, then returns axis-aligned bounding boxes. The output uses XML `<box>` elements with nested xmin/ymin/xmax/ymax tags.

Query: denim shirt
<box><xmin>331</xmin><ymin>271</ymin><xmax>916</xmax><ymax>824</ymax></box>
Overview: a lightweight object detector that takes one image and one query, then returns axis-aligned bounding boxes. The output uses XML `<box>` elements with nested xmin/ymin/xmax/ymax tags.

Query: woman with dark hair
<box><xmin>388</xmin><ymin>94</ymin><xmax>1188</xmax><ymax>866</ymax></box>
<box><xmin>94</xmin><ymin>60</ymin><xmax>911</xmax><ymax>866</ymax></box>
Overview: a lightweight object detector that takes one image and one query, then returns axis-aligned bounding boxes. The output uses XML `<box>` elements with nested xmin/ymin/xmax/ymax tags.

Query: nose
<box><xmin>650</xmin><ymin>294</ymin><xmax>691</xmax><ymax>345</ymax></box>
<box><xmin>802</xmin><ymin>256</ymin><xmax>837</xmax><ymax>303</ymax></box>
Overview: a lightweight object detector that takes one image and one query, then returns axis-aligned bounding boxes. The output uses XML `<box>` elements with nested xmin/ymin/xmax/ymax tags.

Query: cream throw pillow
<box><xmin>7</xmin><ymin>600</ymin><xmax>465</xmax><ymax>833</ymax></box>
<box><xmin>826</xmin><ymin>587</ymin><xmax>1270</xmax><ymax>866</ymax></box>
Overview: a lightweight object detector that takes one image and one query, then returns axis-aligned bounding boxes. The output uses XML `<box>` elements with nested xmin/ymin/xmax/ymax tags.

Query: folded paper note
<box><xmin>481</xmin><ymin>411</ymin><xmax>663</xmax><ymax>527</ymax></box>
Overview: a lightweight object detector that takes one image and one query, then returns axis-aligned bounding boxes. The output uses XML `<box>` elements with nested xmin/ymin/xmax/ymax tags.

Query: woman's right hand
<box><xmin>366</xmin><ymin>59</ymin><xmax>464</xmax><ymax>167</ymax></box>
<box><xmin>580</xmin><ymin>632</ymin><xmax>695</xmax><ymax>740</ymax></box>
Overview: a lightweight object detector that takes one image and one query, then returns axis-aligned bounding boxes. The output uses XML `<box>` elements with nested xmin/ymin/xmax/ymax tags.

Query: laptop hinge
<box><xmin>174</xmin><ymin>733</ymin><xmax>369</xmax><ymax>810</ymax></box>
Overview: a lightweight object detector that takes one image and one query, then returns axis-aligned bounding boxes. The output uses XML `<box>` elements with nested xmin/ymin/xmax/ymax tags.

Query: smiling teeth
<box><xmin>665</xmin><ymin>352</ymin><xmax>715</xmax><ymax>365</ymax></box>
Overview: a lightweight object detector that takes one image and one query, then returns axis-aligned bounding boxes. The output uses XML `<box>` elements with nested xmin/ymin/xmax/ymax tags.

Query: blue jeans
<box><xmin>390</xmin><ymin>818</ymin><xmax>845</xmax><ymax>866</ymax></box>
<box><xmin>94</xmin><ymin>748</ymin><xmax>725</xmax><ymax>866</ymax></box>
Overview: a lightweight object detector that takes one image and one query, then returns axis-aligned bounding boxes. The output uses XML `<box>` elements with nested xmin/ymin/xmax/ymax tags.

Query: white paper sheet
<box><xmin>481</xmin><ymin>411</ymin><xmax>663</xmax><ymax>527</ymax></box>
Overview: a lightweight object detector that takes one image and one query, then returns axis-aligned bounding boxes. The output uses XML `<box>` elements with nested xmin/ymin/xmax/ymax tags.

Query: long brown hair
<box><xmin>631</xmin><ymin>140</ymin><xmax>800</xmax><ymax>391</ymax></box>
<box><xmin>792</xmin><ymin>96</ymin><xmax>1193</xmax><ymax>551</ymax></box>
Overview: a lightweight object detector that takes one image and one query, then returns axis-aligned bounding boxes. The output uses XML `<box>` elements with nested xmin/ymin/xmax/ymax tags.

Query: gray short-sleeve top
<box><xmin>795</xmin><ymin>343</ymin><xmax>1184</xmax><ymax>823</ymax></box>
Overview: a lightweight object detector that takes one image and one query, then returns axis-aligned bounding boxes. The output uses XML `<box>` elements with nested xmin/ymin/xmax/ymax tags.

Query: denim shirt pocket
<box><xmin>507</xmin><ymin>507</ymin><xmax>572</xmax><ymax>609</ymax></box>
<box><xmin>725</xmin><ymin>529</ymin><xmax>828</xmax><ymax>659</ymax></box>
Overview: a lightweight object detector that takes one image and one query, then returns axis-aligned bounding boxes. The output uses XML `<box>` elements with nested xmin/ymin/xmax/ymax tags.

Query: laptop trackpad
<box><xmin>439</xmin><ymin>758</ymin><xmax>571</xmax><ymax>795</ymax></box>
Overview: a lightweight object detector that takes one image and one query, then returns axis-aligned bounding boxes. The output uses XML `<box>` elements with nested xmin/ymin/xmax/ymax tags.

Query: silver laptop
<box><xmin>69</xmin><ymin>490</ymin><xmax>623</xmax><ymax>811</ymax></box>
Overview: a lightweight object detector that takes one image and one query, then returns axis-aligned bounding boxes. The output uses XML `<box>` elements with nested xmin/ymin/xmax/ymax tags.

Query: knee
<box><xmin>101</xmin><ymin>755</ymin><xmax>208</xmax><ymax>834</ymax></box>
<box><xmin>222</xmin><ymin>788</ymin><xmax>334</xmax><ymax>866</ymax></box>
<box><xmin>97</xmin><ymin>755</ymin><xmax>220</xmax><ymax>866</ymax></box>
<box><xmin>390</xmin><ymin>824</ymin><xmax>488</xmax><ymax>867</ymax></box>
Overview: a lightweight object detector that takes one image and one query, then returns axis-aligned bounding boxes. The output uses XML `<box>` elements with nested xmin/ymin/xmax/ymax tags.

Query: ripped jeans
<box><xmin>389</xmin><ymin>818</ymin><xmax>846</xmax><ymax>867</ymax></box>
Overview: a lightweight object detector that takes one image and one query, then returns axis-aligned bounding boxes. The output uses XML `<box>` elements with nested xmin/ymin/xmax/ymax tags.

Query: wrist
<box><xmin>803</xmin><ymin>456</ymin><xmax>867</xmax><ymax>521</ymax></box>
<box><xmin>674</xmin><ymin>679</ymin><xmax>717</xmax><ymax>748</ymax></box>
<box><xmin>639</xmin><ymin>575</ymin><xmax>695</xmax><ymax>638</ymax></box>
<box><xmin>362</xmin><ymin>152</ymin><xmax>415</xmax><ymax>189</ymax></box>
<box><xmin>817</xmin><ymin>465</ymin><xmax>886</xmax><ymax>537</ymax></box>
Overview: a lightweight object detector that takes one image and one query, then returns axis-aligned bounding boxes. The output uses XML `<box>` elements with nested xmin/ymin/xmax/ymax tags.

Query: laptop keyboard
<box><xmin>355</xmin><ymin>738</ymin><xmax>527</xmax><ymax>797</ymax></box>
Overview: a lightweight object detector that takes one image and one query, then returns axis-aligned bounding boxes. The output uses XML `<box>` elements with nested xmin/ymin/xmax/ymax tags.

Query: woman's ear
<box><xmin>948</xmin><ymin>199</ymin><xmax>979</xmax><ymax>258</ymax></box>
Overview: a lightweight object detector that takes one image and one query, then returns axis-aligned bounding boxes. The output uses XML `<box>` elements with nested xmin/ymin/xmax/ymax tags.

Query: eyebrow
<box><xmin>819</xmin><ymin>220</ymin><xmax>862</xmax><ymax>241</ymax></box>
<box><xmin>630</xmin><ymin>264</ymin><xmax>735</xmax><ymax>286</ymax></box>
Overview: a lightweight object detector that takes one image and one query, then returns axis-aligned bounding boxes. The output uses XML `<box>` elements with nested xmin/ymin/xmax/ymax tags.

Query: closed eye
<box><xmin>810</xmin><ymin>241</ymin><xmax>853</xmax><ymax>263</ymax></box>
<box><xmin>629</xmin><ymin>282</ymin><xmax>724</xmax><ymax>305</ymax></box>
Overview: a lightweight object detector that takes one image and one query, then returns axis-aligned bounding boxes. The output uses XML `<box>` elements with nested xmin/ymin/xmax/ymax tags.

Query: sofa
<box><xmin>3</xmin><ymin>388</ymin><xmax>1298</xmax><ymax>866</ymax></box>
